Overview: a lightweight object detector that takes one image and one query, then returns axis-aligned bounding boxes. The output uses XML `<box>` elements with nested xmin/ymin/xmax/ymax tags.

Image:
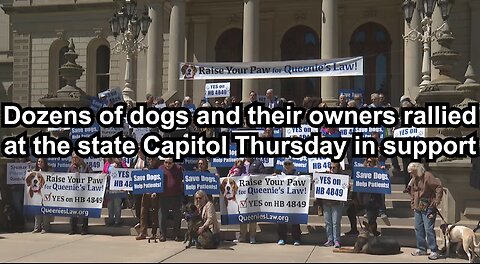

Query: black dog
<box><xmin>353</xmin><ymin>221</ymin><xmax>401</xmax><ymax>255</ymax></box>
<box><xmin>183</xmin><ymin>203</ymin><xmax>216</xmax><ymax>249</ymax></box>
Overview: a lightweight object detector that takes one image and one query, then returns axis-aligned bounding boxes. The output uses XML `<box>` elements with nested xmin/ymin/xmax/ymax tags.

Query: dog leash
<box><xmin>435</xmin><ymin>207</ymin><xmax>448</xmax><ymax>224</ymax></box>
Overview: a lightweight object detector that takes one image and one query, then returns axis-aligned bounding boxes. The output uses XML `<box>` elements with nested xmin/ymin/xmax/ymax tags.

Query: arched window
<box><xmin>215</xmin><ymin>28</ymin><xmax>243</xmax><ymax>100</ymax></box>
<box><xmin>87</xmin><ymin>38</ymin><xmax>110</xmax><ymax>96</ymax></box>
<box><xmin>95</xmin><ymin>45</ymin><xmax>110</xmax><ymax>94</ymax></box>
<box><xmin>281</xmin><ymin>25</ymin><xmax>320</xmax><ymax>105</ymax></box>
<box><xmin>350</xmin><ymin>22</ymin><xmax>391</xmax><ymax>103</ymax></box>
<box><xmin>48</xmin><ymin>38</ymin><xmax>69</xmax><ymax>94</ymax></box>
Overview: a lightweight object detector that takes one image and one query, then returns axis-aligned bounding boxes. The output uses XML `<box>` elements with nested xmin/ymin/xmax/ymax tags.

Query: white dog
<box><xmin>25</xmin><ymin>172</ymin><xmax>45</xmax><ymax>206</ymax></box>
<box><xmin>220</xmin><ymin>178</ymin><xmax>240</xmax><ymax>215</ymax></box>
<box><xmin>440</xmin><ymin>223</ymin><xmax>480</xmax><ymax>263</ymax></box>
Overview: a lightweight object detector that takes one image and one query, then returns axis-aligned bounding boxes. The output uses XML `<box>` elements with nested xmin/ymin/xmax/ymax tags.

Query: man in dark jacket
<box><xmin>159</xmin><ymin>158</ymin><xmax>184</xmax><ymax>241</ymax></box>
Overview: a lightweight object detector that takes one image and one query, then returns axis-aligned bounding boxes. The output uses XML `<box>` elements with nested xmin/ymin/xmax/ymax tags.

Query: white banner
<box><xmin>205</xmin><ymin>82</ymin><xmax>230</xmax><ymax>98</ymax></box>
<box><xmin>23</xmin><ymin>172</ymin><xmax>106</xmax><ymax>218</ymax></box>
<box><xmin>308</xmin><ymin>158</ymin><xmax>345</xmax><ymax>174</ymax></box>
<box><xmin>7</xmin><ymin>162</ymin><xmax>34</xmax><ymax>185</ymax></box>
<box><xmin>284</xmin><ymin>125</ymin><xmax>319</xmax><ymax>139</ymax></box>
<box><xmin>219</xmin><ymin>174</ymin><xmax>310</xmax><ymax>225</ymax></box>
<box><xmin>109</xmin><ymin>168</ymin><xmax>140</xmax><ymax>191</ymax></box>
<box><xmin>179</xmin><ymin>57</ymin><xmax>364</xmax><ymax>80</ymax></box>
<box><xmin>312</xmin><ymin>172</ymin><xmax>350</xmax><ymax>202</ymax></box>
<box><xmin>393</xmin><ymin>127</ymin><xmax>426</xmax><ymax>138</ymax></box>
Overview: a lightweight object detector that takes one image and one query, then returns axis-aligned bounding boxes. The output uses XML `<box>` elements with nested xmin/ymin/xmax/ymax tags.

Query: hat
<box><xmin>400</xmin><ymin>95</ymin><xmax>411</xmax><ymax>103</ymax></box>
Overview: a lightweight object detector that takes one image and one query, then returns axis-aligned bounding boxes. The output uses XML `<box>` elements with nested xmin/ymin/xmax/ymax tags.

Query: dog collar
<box><xmin>32</xmin><ymin>189</ymin><xmax>41</xmax><ymax>193</ymax></box>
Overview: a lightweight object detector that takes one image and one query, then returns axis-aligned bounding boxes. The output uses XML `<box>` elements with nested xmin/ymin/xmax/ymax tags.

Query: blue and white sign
<box><xmin>393</xmin><ymin>127</ymin><xmax>426</xmax><ymax>138</ymax></box>
<box><xmin>70</xmin><ymin>123</ymin><xmax>101</xmax><ymax>143</ymax></box>
<box><xmin>23</xmin><ymin>172</ymin><xmax>106</xmax><ymax>218</ymax></box>
<box><xmin>308</xmin><ymin>158</ymin><xmax>345</xmax><ymax>173</ymax></box>
<box><xmin>205</xmin><ymin>82</ymin><xmax>230</xmax><ymax>98</ymax></box>
<box><xmin>49</xmin><ymin>157</ymin><xmax>104</xmax><ymax>172</ymax></box>
<box><xmin>109</xmin><ymin>168</ymin><xmax>140</xmax><ymax>191</ymax></box>
<box><xmin>90</xmin><ymin>97</ymin><xmax>107</xmax><ymax>113</ymax></box>
<box><xmin>132</xmin><ymin>169</ymin><xmax>164</xmax><ymax>194</ymax></box>
<box><xmin>101</xmin><ymin>126</ymin><xmax>124</xmax><ymax>138</ymax></box>
<box><xmin>352</xmin><ymin>167</ymin><xmax>391</xmax><ymax>194</ymax></box>
<box><xmin>220</xmin><ymin>175</ymin><xmax>310</xmax><ymax>225</ymax></box>
<box><xmin>98</xmin><ymin>88</ymin><xmax>123</xmax><ymax>105</ymax></box>
<box><xmin>313</xmin><ymin>172</ymin><xmax>350</xmax><ymax>201</ymax></box>
<box><xmin>339</xmin><ymin>127</ymin><xmax>385</xmax><ymax>139</ymax></box>
<box><xmin>7</xmin><ymin>162</ymin><xmax>34</xmax><ymax>185</ymax></box>
<box><xmin>183</xmin><ymin>171</ymin><xmax>219</xmax><ymax>195</ymax></box>
<box><xmin>339</xmin><ymin>88</ymin><xmax>365</xmax><ymax>103</ymax></box>
<box><xmin>211</xmin><ymin>145</ymin><xmax>237</xmax><ymax>167</ymax></box>
<box><xmin>284</xmin><ymin>125</ymin><xmax>319</xmax><ymax>139</ymax></box>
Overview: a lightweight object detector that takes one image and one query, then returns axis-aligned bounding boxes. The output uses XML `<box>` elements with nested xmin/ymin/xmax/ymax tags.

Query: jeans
<box><xmin>34</xmin><ymin>215</ymin><xmax>51</xmax><ymax>231</ymax></box>
<box><xmin>414</xmin><ymin>209</ymin><xmax>438</xmax><ymax>253</ymax></box>
<box><xmin>107</xmin><ymin>196</ymin><xmax>123</xmax><ymax>224</ymax></box>
<box><xmin>323</xmin><ymin>203</ymin><xmax>343</xmax><ymax>243</ymax></box>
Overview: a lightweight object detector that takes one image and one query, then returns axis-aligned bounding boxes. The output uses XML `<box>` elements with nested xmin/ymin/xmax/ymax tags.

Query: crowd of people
<box><xmin>0</xmin><ymin>89</ymin><xmax>445</xmax><ymax>260</ymax></box>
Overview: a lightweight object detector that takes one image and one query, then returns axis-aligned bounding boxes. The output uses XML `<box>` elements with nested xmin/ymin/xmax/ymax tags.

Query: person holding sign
<box><xmin>104</xmin><ymin>158</ymin><xmax>127</xmax><ymax>226</ymax></box>
<box><xmin>31</xmin><ymin>158</ymin><xmax>52</xmax><ymax>234</ymax></box>
<box><xmin>136</xmin><ymin>157</ymin><xmax>162</xmax><ymax>241</ymax></box>
<box><xmin>159</xmin><ymin>158</ymin><xmax>184</xmax><ymax>242</ymax></box>
<box><xmin>321</xmin><ymin>162</ymin><xmax>343</xmax><ymax>248</ymax></box>
<box><xmin>356</xmin><ymin>158</ymin><xmax>383</xmax><ymax>237</ymax></box>
<box><xmin>276</xmin><ymin>159</ymin><xmax>302</xmax><ymax>246</ymax></box>
<box><xmin>67</xmin><ymin>153</ymin><xmax>93</xmax><ymax>235</ymax></box>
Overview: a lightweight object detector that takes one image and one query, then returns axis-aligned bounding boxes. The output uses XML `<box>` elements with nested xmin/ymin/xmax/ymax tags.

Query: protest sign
<box><xmin>312</xmin><ymin>172</ymin><xmax>349</xmax><ymax>201</ymax></box>
<box><xmin>109</xmin><ymin>168</ymin><xmax>140</xmax><ymax>191</ymax></box>
<box><xmin>132</xmin><ymin>127</ymin><xmax>151</xmax><ymax>142</ymax></box>
<box><xmin>352</xmin><ymin>167</ymin><xmax>391</xmax><ymax>194</ymax></box>
<box><xmin>132</xmin><ymin>169</ymin><xmax>164</xmax><ymax>194</ymax></box>
<box><xmin>211</xmin><ymin>145</ymin><xmax>237</xmax><ymax>167</ymax></box>
<box><xmin>219</xmin><ymin>174</ymin><xmax>310</xmax><ymax>225</ymax></box>
<box><xmin>98</xmin><ymin>88</ymin><xmax>123</xmax><ymax>105</ymax></box>
<box><xmin>184</xmin><ymin>171</ymin><xmax>219</xmax><ymax>195</ymax></box>
<box><xmin>394</xmin><ymin>127</ymin><xmax>426</xmax><ymax>138</ymax></box>
<box><xmin>49</xmin><ymin>157</ymin><xmax>104</xmax><ymax>172</ymax></box>
<box><xmin>7</xmin><ymin>162</ymin><xmax>34</xmax><ymax>185</ymax></box>
<box><xmin>205</xmin><ymin>82</ymin><xmax>230</xmax><ymax>98</ymax></box>
<box><xmin>23</xmin><ymin>172</ymin><xmax>106</xmax><ymax>218</ymax></box>
<box><xmin>339</xmin><ymin>127</ymin><xmax>385</xmax><ymax>139</ymax></box>
<box><xmin>308</xmin><ymin>158</ymin><xmax>345</xmax><ymax>173</ymax></box>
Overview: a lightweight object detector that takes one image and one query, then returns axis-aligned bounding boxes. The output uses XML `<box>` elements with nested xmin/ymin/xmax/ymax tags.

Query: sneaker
<box><xmin>323</xmin><ymin>240</ymin><xmax>334</xmax><ymax>247</ymax></box>
<box><xmin>80</xmin><ymin>230</ymin><xmax>87</xmax><ymax>236</ymax></box>
<box><xmin>277</xmin><ymin>239</ymin><xmax>285</xmax><ymax>245</ymax></box>
<box><xmin>411</xmin><ymin>249</ymin><xmax>428</xmax><ymax>256</ymax></box>
<box><xmin>428</xmin><ymin>252</ymin><xmax>440</xmax><ymax>260</ymax></box>
<box><xmin>32</xmin><ymin>229</ymin><xmax>41</xmax><ymax>233</ymax></box>
<box><xmin>293</xmin><ymin>241</ymin><xmax>300</xmax><ymax>246</ymax></box>
<box><xmin>380</xmin><ymin>213</ymin><xmax>391</xmax><ymax>226</ymax></box>
<box><xmin>249</xmin><ymin>237</ymin><xmax>256</xmax><ymax>244</ymax></box>
<box><xmin>334</xmin><ymin>242</ymin><xmax>341</xmax><ymax>248</ymax></box>
<box><xmin>344</xmin><ymin>230</ymin><xmax>359</xmax><ymax>236</ymax></box>
<box><xmin>41</xmin><ymin>230</ymin><xmax>47</xmax><ymax>234</ymax></box>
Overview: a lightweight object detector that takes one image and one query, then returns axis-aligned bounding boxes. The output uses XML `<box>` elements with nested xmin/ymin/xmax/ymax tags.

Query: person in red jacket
<box><xmin>159</xmin><ymin>158</ymin><xmax>184</xmax><ymax>241</ymax></box>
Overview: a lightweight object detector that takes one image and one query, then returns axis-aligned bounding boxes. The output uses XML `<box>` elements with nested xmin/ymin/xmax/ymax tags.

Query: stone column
<box><xmin>166</xmin><ymin>0</ymin><xmax>186</xmax><ymax>101</ymax></box>
<box><xmin>146</xmin><ymin>1</ymin><xmax>164</xmax><ymax>98</ymax></box>
<box><xmin>191</xmin><ymin>16</ymin><xmax>208</xmax><ymax>104</ymax></box>
<box><xmin>321</xmin><ymin>0</ymin><xmax>338</xmax><ymax>105</ymax></box>
<box><xmin>470</xmin><ymin>0</ymin><xmax>480</xmax><ymax>74</ymax></box>
<box><xmin>430</xmin><ymin>7</ymin><xmax>443</xmax><ymax>81</ymax></box>
<box><xmin>242</xmin><ymin>0</ymin><xmax>260</xmax><ymax>103</ymax></box>
<box><xmin>404</xmin><ymin>14</ymin><xmax>421</xmax><ymax>99</ymax></box>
